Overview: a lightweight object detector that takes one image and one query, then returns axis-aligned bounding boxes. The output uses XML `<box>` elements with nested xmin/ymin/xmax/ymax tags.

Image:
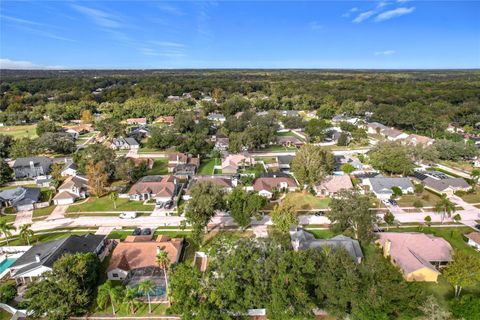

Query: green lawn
<box><xmin>260</xmin><ymin>145</ymin><xmax>298</xmax><ymax>152</ymax></box>
<box><xmin>305</xmin><ymin>229</ymin><xmax>335</xmax><ymax>239</ymax></box>
<box><xmin>255</xmin><ymin>156</ymin><xmax>278</xmax><ymax>165</ymax></box>
<box><xmin>460</xmin><ymin>190</ymin><xmax>480</xmax><ymax>203</ymax></box>
<box><xmin>6</xmin><ymin>231</ymin><xmax>92</xmax><ymax>246</ymax></box>
<box><xmin>66</xmin><ymin>197</ymin><xmax>155</xmax><ymax>213</ymax></box>
<box><xmin>0</xmin><ymin>124</ymin><xmax>37</xmax><ymax>139</ymax></box>
<box><xmin>146</xmin><ymin>159</ymin><xmax>168</xmax><ymax>175</ymax></box>
<box><xmin>0</xmin><ymin>308</ymin><xmax>12</xmax><ymax>320</ymax></box>
<box><xmin>439</xmin><ymin>160</ymin><xmax>475</xmax><ymax>173</ymax></box>
<box><xmin>396</xmin><ymin>190</ymin><xmax>442</xmax><ymax>208</ymax></box>
<box><xmin>0</xmin><ymin>214</ymin><xmax>16</xmax><ymax>223</ymax></box>
<box><xmin>283</xmin><ymin>192</ymin><xmax>331</xmax><ymax>210</ymax></box>
<box><xmin>198</xmin><ymin>158</ymin><xmax>219</xmax><ymax>175</ymax></box>
<box><xmin>33</xmin><ymin>205</ymin><xmax>56</xmax><ymax>218</ymax></box>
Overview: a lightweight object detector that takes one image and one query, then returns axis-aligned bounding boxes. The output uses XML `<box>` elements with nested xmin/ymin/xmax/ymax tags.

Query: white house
<box><xmin>365</xmin><ymin>177</ymin><xmax>414</xmax><ymax>200</ymax></box>
<box><xmin>53</xmin><ymin>175</ymin><xmax>89</xmax><ymax>205</ymax></box>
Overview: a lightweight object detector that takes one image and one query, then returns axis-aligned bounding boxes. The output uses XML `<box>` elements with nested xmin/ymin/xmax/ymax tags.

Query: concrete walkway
<box><xmin>95</xmin><ymin>226</ymin><xmax>115</xmax><ymax>235</ymax></box>
<box><xmin>14</xmin><ymin>211</ymin><xmax>32</xmax><ymax>227</ymax></box>
<box><xmin>46</xmin><ymin>205</ymin><xmax>69</xmax><ymax>220</ymax></box>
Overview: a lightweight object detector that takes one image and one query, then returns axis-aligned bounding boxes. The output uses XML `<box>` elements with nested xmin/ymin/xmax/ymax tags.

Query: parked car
<box><xmin>133</xmin><ymin>227</ymin><xmax>142</xmax><ymax>236</ymax></box>
<box><xmin>141</xmin><ymin>228</ymin><xmax>152</xmax><ymax>235</ymax></box>
<box><xmin>388</xmin><ymin>199</ymin><xmax>398</xmax><ymax>206</ymax></box>
<box><xmin>155</xmin><ymin>202</ymin><xmax>164</xmax><ymax>209</ymax></box>
<box><xmin>119</xmin><ymin>211</ymin><xmax>137</xmax><ymax>219</ymax></box>
<box><xmin>164</xmin><ymin>200</ymin><xmax>174</xmax><ymax>209</ymax></box>
<box><xmin>314</xmin><ymin>211</ymin><xmax>324</xmax><ymax>216</ymax></box>
<box><xmin>475</xmin><ymin>224</ymin><xmax>480</xmax><ymax>231</ymax></box>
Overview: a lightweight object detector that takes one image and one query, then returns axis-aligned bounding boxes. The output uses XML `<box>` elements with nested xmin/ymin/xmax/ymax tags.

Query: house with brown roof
<box><xmin>377</xmin><ymin>232</ymin><xmax>453</xmax><ymax>282</ymax></box>
<box><xmin>404</xmin><ymin>134</ymin><xmax>434</xmax><ymax>146</ymax></box>
<box><xmin>276</xmin><ymin>136</ymin><xmax>304</xmax><ymax>147</ymax></box>
<box><xmin>126</xmin><ymin>117</ymin><xmax>147</xmax><ymax>125</ymax></box>
<box><xmin>380</xmin><ymin>127</ymin><xmax>409</xmax><ymax>141</ymax></box>
<box><xmin>154</xmin><ymin>116</ymin><xmax>175</xmax><ymax>125</ymax></box>
<box><xmin>64</xmin><ymin>124</ymin><xmax>94</xmax><ymax>139</ymax></box>
<box><xmin>128</xmin><ymin>175</ymin><xmax>179</xmax><ymax>203</ymax></box>
<box><xmin>465</xmin><ymin>232</ymin><xmax>480</xmax><ymax>250</ymax></box>
<box><xmin>107</xmin><ymin>234</ymin><xmax>183</xmax><ymax>281</ymax></box>
<box><xmin>315</xmin><ymin>175</ymin><xmax>353</xmax><ymax>196</ymax></box>
<box><xmin>167</xmin><ymin>153</ymin><xmax>200</xmax><ymax>176</ymax></box>
<box><xmin>253</xmin><ymin>173</ymin><xmax>297</xmax><ymax>199</ymax></box>
<box><xmin>221</xmin><ymin>154</ymin><xmax>252</xmax><ymax>174</ymax></box>
<box><xmin>53</xmin><ymin>175</ymin><xmax>89</xmax><ymax>205</ymax></box>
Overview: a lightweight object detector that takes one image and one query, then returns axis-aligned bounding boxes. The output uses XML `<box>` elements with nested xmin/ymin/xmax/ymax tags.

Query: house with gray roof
<box><xmin>0</xmin><ymin>187</ymin><xmax>41</xmax><ymax>211</ymax></box>
<box><xmin>365</xmin><ymin>177</ymin><xmax>414</xmax><ymax>200</ymax></box>
<box><xmin>423</xmin><ymin>177</ymin><xmax>470</xmax><ymax>196</ymax></box>
<box><xmin>290</xmin><ymin>229</ymin><xmax>363</xmax><ymax>264</ymax></box>
<box><xmin>111</xmin><ymin>136</ymin><xmax>139</xmax><ymax>150</ymax></box>
<box><xmin>9</xmin><ymin>234</ymin><xmax>107</xmax><ymax>285</ymax></box>
<box><xmin>12</xmin><ymin>156</ymin><xmax>52</xmax><ymax>179</ymax></box>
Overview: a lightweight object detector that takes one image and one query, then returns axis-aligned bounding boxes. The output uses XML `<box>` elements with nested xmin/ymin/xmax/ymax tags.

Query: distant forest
<box><xmin>1</xmin><ymin>69</ymin><xmax>479</xmax><ymax>137</ymax></box>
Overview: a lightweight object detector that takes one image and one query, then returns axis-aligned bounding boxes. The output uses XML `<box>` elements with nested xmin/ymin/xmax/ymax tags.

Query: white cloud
<box><xmin>353</xmin><ymin>10</ymin><xmax>375</xmax><ymax>23</ymax></box>
<box><xmin>397</xmin><ymin>0</ymin><xmax>412</xmax><ymax>3</ymax></box>
<box><xmin>0</xmin><ymin>58</ymin><xmax>64</xmax><ymax>69</ymax></box>
<box><xmin>71</xmin><ymin>4</ymin><xmax>120</xmax><ymax>28</ymax></box>
<box><xmin>150</xmin><ymin>41</ymin><xmax>185</xmax><ymax>48</ymax></box>
<box><xmin>309</xmin><ymin>21</ymin><xmax>323</xmax><ymax>30</ymax></box>
<box><xmin>157</xmin><ymin>4</ymin><xmax>185</xmax><ymax>16</ymax></box>
<box><xmin>374</xmin><ymin>50</ymin><xmax>396</xmax><ymax>56</ymax></box>
<box><xmin>375</xmin><ymin>7</ymin><xmax>415</xmax><ymax>22</ymax></box>
<box><xmin>0</xmin><ymin>14</ymin><xmax>45</xmax><ymax>26</ymax></box>
<box><xmin>341</xmin><ymin>7</ymin><xmax>358</xmax><ymax>18</ymax></box>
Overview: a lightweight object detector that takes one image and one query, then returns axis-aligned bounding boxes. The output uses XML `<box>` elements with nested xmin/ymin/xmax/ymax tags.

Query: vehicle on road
<box><xmin>142</xmin><ymin>228</ymin><xmax>152</xmax><ymax>235</ymax></box>
<box><xmin>133</xmin><ymin>227</ymin><xmax>142</xmax><ymax>236</ymax></box>
<box><xmin>119</xmin><ymin>211</ymin><xmax>137</xmax><ymax>219</ymax></box>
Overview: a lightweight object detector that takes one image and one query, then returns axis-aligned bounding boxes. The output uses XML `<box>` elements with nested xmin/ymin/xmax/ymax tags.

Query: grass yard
<box><xmin>146</xmin><ymin>158</ymin><xmax>168</xmax><ymax>175</ymax></box>
<box><xmin>261</xmin><ymin>145</ymin><xmax>298</xmax><ymax>152</ymax></box>
<box><xmin>66</xmin><ymin>197</ymin><xmax>155</xmax><ymax>213</ymax></box>
<box><xmin>5</xmin><ymin>231</ymin><xmax>92</xmax><ymax>246</ymax></box>
<box><xmin>33</xmin><ymin>205</ymin><xmax>56</xmax><ymax>218</ymax></box>
<box><xmin>93</xmin><ymin>301</ymin><xmax>169</xmax><ymax>317</ymax></box>
<box><xmin>439</xmin><ymin>160</ymin><xmax>475</xmax><ymax>173</ymax></box>
<box><xmin>460</xmin><ymin>190</ymin><xmax>480</xmax><ymax>203</ymax></box>
<box><xmin>0</xmin><ymin>124</ymin><xmax>37</xmax><ymax>139</ymax></box>
<box><xmin>0</xmin><ymin>214</ymin><xmax>16</xmax><ymax>223</ymax></box>
<box><xmin>255</xmin><ymin>156</ymin><xmax>278</xmax><ymax>165</ymax></box>
<box><xmin>396</xmin><ymin>190</ymin><xmax>442</xmax><ymax>208</ymax></box>
<box><xmin>305</xmin><ymin>229</ymin><xmax>335</xmax><ymax>239</ymax></box>
<box><xmin>198</xmin><ymin>158</ymin><xmax>219</xmax><ymax>175</ymax></box>
<box><xmin>283</xmin><ymin>192</ymin><xmax>331</xmax><ymax>210</ymax></box>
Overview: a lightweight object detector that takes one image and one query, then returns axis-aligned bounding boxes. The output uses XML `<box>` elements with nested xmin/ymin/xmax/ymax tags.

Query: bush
<box><xmin>450</xmin><ymin>294</ymin><xmax>480</xmax><ymax>320</ymax></box>
<box><xmin>454</xmin><ymin>190</ymin><xmax>466</xmax><ymax>197</ymax></box>
<box><xmin>414</xmin><ymin>183</ymin><xmax>424</xmax><ymax>194</ymax></box>
<box><xmin>391</xmin><ymin>186</ymin><xmax>403</xmax><ymax>198</ymax></box>
<box><xmin>0</xmin><ymin>281</ymin><xmax>17</xmax><ymax>303</ymax></box>
<box><xmin>413</xmin><ymin>200</ymin><xmax>424</xmax><ymax>208</ymax></box>
<box><xmin>424</xmin><ymin>215</ymin><xmax>432</xmax><ymax>226</ymax></box>
<box><xmin>453</xmin><ymin>213</ymin><xmax>462</xmax><ymax>222</ymax></box>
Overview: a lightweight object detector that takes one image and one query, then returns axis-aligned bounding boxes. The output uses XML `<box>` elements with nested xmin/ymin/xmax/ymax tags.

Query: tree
<box><xmin>156</xmin><ymin>250</ymin><xmax>171</xmax><ymax>306</ymax></box>
<box><xmin>97</xmin><ymin>280</ymin><xmax>122</xmax><ymax>315</ymax></box>
<box><xmin>226</xmin><ymin>188</ymin><xmax>267</xmax><ymax>229</ymax></box>
<box><xmin>19</xmin><ymin>224</ymin><xmax>34</xmax><ymax>245</ymax></box>
<box><xmin>271</xmin><ymin>197</ymin><xmax>298</xmax><ymax>233</ymax></box>
<box><xmin>327</xmin><ymin>190</ymin><xmax>377</xmax><ymax>243</ymax></box>
<box><xmin>123</xmin><ymin>286</ymin><xmax>139</xmax><ymax>314</ymax></box>
<box><xmin>305</xmin><ymin>118</ymin><xmax>329</xmax><ymax>141</ymax></box>
<box><xmin>184</xmin><ymin>181</ymin><xmax>226</xmax><ymax>244</ymax></box>
<box><xmin>0</xmin><ymin>134</ymin><xmax>13</xmax><ymax>158</ymax></box>
<box><xmin>471</xmin><ymin>169</ymin><xmax>480</xmax><ymax>189</ymax></box>
<box><xmin>383</xmin><ymin>212</ymin><xmax>395</xmax><ymax>231</ymax></box>
<box><xmin>282</xmin><ymin>116</ymin><xmax>305</xmax><ymax>129</ymax></box>
<box><xmin>369</xmin><ymin>141</ymin><xmax>414</xmax><ymax>175</ymax></box>
<box><xmin>291</xmin><ymin>144</ymin><xmax>335</xmax><ymax>188</ymax></box>
<box><xmin>0</xmin><ymin>159</ymin><xmax>13</xmax><ymax>185</ymax></box>
<box><xmin>110</xmin><ymin>192</ymin><xmax>118</xmax><ymax>209</ymax></box>
<box><xmin>148</xmin><ymin>126</ymin><xmax>178</xmax><ymax>150</ymax></box>
<box><xmin>450</xmin><ymin>294</ymin><xmax>480</xmax><ymax>320</ymax></box>
<box><xmin>443</xmin><ymin>251</ymin><xmax>480</xmax><ymax>298</ymax></box>
<box><xmin>434</xmin><ymin>195</ymin><xmax>456</xmax><ymax>224</ymax></box>
<box><xmin>174</xmin><ymin>111</ymin><xmax>196</xmax><ymax>133</ymax></box>
<box><xmin>36</xmin><ymin>120</ymin><xmax>59</xmax><ymax>136</ymax></box>
<box><xmin>10</xmin><ymin>137</ymin><xmax>34</xmax><ymax>158</ymax></box>
<box><xmin>138</xmin><ymin>279</ymin><xmax>155</xmax><ymax>313</ymax></box>
<box><xmin>341</xmin><ymin>163</ymin><xmax>355</xmax><ymax>174</ymax></box>
<box><xmin>418</xmin><ymin>295</ymin><xmax>451</xmax><ymax>320</ymax></box>
<box><xmin>391</xmin><ymin>186</ymin><xmax>403</xmax><ymax>198</ymax></box>
<box><xmin>34</xmin><ymin>132</ymin><xmax>76</xmax><ymax>154</ymax></box>
<box><xmin>86</xmin><ymin>161</ymin><xmax>109</xmax><ymax>197</ymax></box>
<box><xmin>0</xmin><ymin>281</ymin><xmax>16</xmax><ymax>303</ymax></box>
<box><xmin>414</xmin><ymin>183</ymin><xmax>424</xmax><ymax>195</ymax></box>
<box><xmin>452</xmin><ymin>213</ymin><xmax>461</xmax><ymax>223</ymax></box>
<box><xmin>0</xmin><ymin>219</ymin><xmax>15</xmax><ymax>245</ymax></box>
<box><xmin>95</xmin><ymin>117</ymin><xmax>125</xmax><ymax>138</ymax></box>
<box><xmin>434</xmin><ymin>140</ymin><xmax>478</xmax><ymax>161</ymax></box>
<box><xmin>424</xmin><ymin>215</ymin><xmax>432</xmax><ymax>227</ymax></box>
<box><xmin>73</xmin><ymin>144</ymin><xmax>116</xmax><ymax>176</ymax></box>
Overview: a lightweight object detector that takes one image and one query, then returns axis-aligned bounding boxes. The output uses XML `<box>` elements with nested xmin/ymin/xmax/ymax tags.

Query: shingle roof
<box><xmin>316</xmin><ymin>175</ymin><xmax>353</xmax><ymax>194</ymax></box>
<box><xmin>466</xmin><ymin>232</ymin><xmax>480</xmax><ymax>245</ymax></box>
<box><xmin>368</xmin><ymin>177</ymin><xmax>413</xmax><ymax>194</ymax></box>
<box><xmin>128</xmin><ymin>175</ymin><xmax>177</xmax><ymax>197</ymax></box>
<box><xmin>0</xmin><ymin>187</ymin><xmax>40</xmax><ymax>207</ymax></box>
<box><xmin>12</xmin><ymin>156</ymin><xmax>51</xmax><ymax>171</ymax></box>
<box><xmin>423</xmin><ymin>177</ymin><xmax>470</xmax><ymax>192</ymax></box>
<box><xmin>253</xmin><ymin>175</ymin><xmax>297</xmax><ymax>193</ymax></box>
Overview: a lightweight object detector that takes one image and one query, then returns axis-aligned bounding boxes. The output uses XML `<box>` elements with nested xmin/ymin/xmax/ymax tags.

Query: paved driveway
<box><xmin>47</xmin><ymin>205</ymin><xmax>69</xmax><ymax>220</ymax></box>
<box><xmin>14</xmin><ymin>211</ymin><xmax>32</xmax><ymax>227</ymax></box>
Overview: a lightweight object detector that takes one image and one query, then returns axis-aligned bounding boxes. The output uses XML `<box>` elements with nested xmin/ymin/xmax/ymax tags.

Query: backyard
<box><xmin>0</xmin><ymin>124</ymin><xmax>37</xmax><ymax>139</ymax></box>
<box><xmin>283</xmin><ymin>192</ymin><xmax>331</xmax><ymax>210</ymax></box>
<box><xmin>66</xmin><ymin>197</ymin><xmax>155</xmax><ymax>213</ymax></box>
<box><xmin>146</xmin><ymin>159</ymin><xmax>168</xmax><ymax>175</ymax></box>
<box><xmin>198</xmin><ymin>158</ymin><xmax>220</xmax><ymax>175</ymax></box>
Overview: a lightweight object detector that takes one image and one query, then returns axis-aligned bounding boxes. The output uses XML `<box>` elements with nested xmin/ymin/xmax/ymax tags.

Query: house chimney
<box><xmin>383</xmin><ymin>240</ymin><xmax>391</xmax><ymax>258</ymax></box>
<box><xmin>29</xmin><ymin>161</ymin><xmax>35</xmax><ymax>169</ymax></box>
<box><xmin>273</xmin><ymin>174</ymin><xmax>276</xmax><ymax>178</ymax></box>
<box><xmin>35</xmin><ymin>253</ymin><xmax>41</xmax><ymax>263</ymax></box>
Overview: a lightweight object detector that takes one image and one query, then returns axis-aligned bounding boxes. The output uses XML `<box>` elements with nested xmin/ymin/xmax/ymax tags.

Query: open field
<box><xmin>284</xmin><ymin>192</ymin><xmax>331</xmax><ymax>210</ymax></box>
<box><xmin>0</xmin><ymin>124</ymin><xmax>37</xmax><ymax>139</ymax></box>
<box><xmin>66</xmin><ymin>197</ymin><xmax>155</xmax><ymax>213</ymax></box>
<box><xmin>460</xmin><ymin>190</ymin><xmax>480</xmax><ymax>203</ymax></box>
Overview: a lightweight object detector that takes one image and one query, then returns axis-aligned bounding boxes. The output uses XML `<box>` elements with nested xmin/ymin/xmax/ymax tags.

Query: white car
<box><xmin>119</xmin><ymin>211</ymin><xmax>137</xmax><ymax>219</ymax></box>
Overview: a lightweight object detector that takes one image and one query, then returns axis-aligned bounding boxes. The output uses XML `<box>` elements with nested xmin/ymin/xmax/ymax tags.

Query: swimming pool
<box><xmin>0</xmin><ymin>258</ymin><xmax>16</xmax><ymax>274</ymax></box>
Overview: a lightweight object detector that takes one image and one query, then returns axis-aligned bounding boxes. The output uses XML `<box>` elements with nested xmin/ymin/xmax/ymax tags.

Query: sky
<box><xmin>0</xmin><ymin>0</ymin><xmax>479</xmax><ymax>69</ymax></box>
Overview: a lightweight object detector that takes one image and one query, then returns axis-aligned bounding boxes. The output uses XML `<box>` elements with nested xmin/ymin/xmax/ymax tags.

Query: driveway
<box><xmin>14</xmin><ymin>211</ymin><xmax>32</xmax><ymax>227</ymax></box>
<box><xmin>47</xmin><ymin>205</ymin><xmax>69</xmax><ymax>220</ymax></box>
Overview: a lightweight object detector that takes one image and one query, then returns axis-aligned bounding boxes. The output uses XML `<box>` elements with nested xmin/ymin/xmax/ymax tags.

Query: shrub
<box><xmin>391</xmin><ymin>186</ymin><xmax>403</xmax><ymax>198</ymax></box>
<box><xmin>413</xmin><ymin>200</ymin><xmax>424</xmax><ymax>208</ymax></box>
<box><xmin>453</xmin><ymin>214</ymin><xmax>462</xmax><ymax>223</ymax></box>
<box><xmin>424</xmin><ymin>215</ymin><xmax>432</xmax><ymax>226</ymax></box>
<box><xmin>450</xmin><ymin>294</ymin><xmax>480</xmax><ymax>320</ymax></box>
<box><xmin>414</xmin><ymin>183</ymin><xmax>424</xmax><ymax>194</ymax></box>
<box><xmin>0</xmin><ymin>281</ymin><xmax>17</xmax><ymax>303</ymax></box>
<box><xmin>454</xmin><ymin>190</ymin><xmax>466</xmax><ymax>197</ymax></box>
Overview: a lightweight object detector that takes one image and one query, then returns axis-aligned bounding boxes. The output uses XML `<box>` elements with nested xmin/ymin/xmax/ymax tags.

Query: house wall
<box><xmin>258</xmin><ymin>190</ymin><xmax>273</xmax><ymax>199</ymax></box>
<box><xmin>404</xmin><ymin>267</ymin><xmax>440</xmax><ymax>282</ymax></box>
<box><xmin>53</xmin><ymin>197</ymin><xmax>74</xmax><ymax>205</ymax></box>
<box><xmin>467</xmin><ymin>239</ymin><xmax>480</xmax><ymax>250</ymax></box>
<box><xmin>107</xmin><ymin>268</ymin><xmax>129</xmax><ymax>281</ymax></box>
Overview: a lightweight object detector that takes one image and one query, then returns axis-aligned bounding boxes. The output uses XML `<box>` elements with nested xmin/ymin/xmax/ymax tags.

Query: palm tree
<box><xmin>123</xmin><ymin>286</ymin><xmax>138</xmax><ymax>314</ymax></box>
<box><xmin>19</xmin><ymin>224</ymin><xmax>34</xmax><ymax>245</ymax></box>
<box><xmin>156</xmin><ymin>250</ymin><xmax>171</xmax><ymax>306</ymax></box>
<box><xmin>434</xmin><ymin>195</ymin><xmax>456</xmax><ymax>224</ymax></box>
<box><xmin>138</xmin><ymin>279</ymin><xmax>155</xmax><ymax>313</ymax></box>
<box><xmin>0</xmin><ymin>219</ymin><xmax>16</xmax><ymax>245</ymax></box>
<box><xmin>97</xmin><ymin>280</ymin><xmax>122</xmax><ymax>315</ymax></box>
<box><xmin>110</xmin><ymin>192</ymin><xmax>118</xmax><ymax>209</ymax></box>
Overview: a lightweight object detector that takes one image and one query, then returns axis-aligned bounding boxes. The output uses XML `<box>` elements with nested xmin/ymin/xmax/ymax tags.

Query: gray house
<box><xmin>366</xmin><ymin>177</ymin><xmax>414</xmax><ymax>200</ymax></box>
<box><xmin>290</xmin><ymin>229</ymin><xmax>363</xmax><ymax>264</ymax></box>
<box><xmin>0</xmin><ymin>187</ymin><xmax>41</xmax><ymax>211</ymax></box>
<box><xmin>12</xmin><ymin>156</ymin><xmax>52</xmax><ymax>179</ymax></box>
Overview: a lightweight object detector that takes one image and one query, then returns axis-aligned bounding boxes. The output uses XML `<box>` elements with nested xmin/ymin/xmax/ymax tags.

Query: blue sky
<box><xmin>0</xmin><ymin>1</ymin><xmax>479</xmax><ymax>69</ymax></box>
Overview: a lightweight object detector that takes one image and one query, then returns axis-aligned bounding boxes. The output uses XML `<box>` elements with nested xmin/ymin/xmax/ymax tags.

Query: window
<box><xmin>112</xmin><ymin>273</ymin><xmax>118</xmax><ymax>278</ymax></box>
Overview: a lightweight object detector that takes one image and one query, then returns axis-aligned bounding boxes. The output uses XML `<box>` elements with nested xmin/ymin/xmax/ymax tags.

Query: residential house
<box><xmin>207</xmin><ymin>113</ymin><xmax>226</xmax><ymax>124</ymax></box>
<box><xmin>277</xmin><ymin>155</ymin><xmax>294</xmax><ymax>172</ymax></box>
<box><xmin>465</xmin><ymin>232</ymin><xmax>480</xmax><ymax>250</ymax></box>
<box><xmin>63</xmin><ymin>124</ymin><xmax>94</xmax><ymax>139</ymax></box>
<box><xmin>380</xmin><ymin>127</ymin><xmax>409</xmax><ymax>141</ymax></box>
<box><xmin>276</xmin><ymin>136</ymin><xmax>304</xmax><ymax>147</ymax></box>
<box><xmin>107</xmin><ymin>234</ymin><xmax>183</xmax><ymax>281</ymax></box>
<box><xmin>334</xmin><ymin>155</ymin><xmax>364</xmax><ymax>173</ymax></box>
<box><xmin>128</xmin><ymin>125</ymin><xmax>150</xmax><ymax>139</ymax></box>
<box><xmin>376</xmin><ymin>232</ymin><xmax>452</xmax><ymax>282</ymax></box>
<box><xmin>12</xmin><ymin>156</ymin><xmax>52</xmax><ymax>179</ymax></box>
<box><xmin>111</xmin><ymin>137</ymin><xmax>139</xmax><ymax>150</ymax></box>
<box><xmin>9</xmin><ymin>234</ymin><xmax>107</xmax><ymax>284</ymax></box>
<box><xmin>280</xmin><ymin>110</ymin><xmax>299</xmax><ymax>117</ymax></box>
<box><xmin>154</xmin><ymin>116</ymin><xmax>175</xmax><ymax>125</ymax></box>
<box><xmin>367</xmin><ymin>122</ymin><xmax>388</xmax><ymax>134</ymax></box>
<box><xmin>202</xmin><ymin>96</ymin><xmax>213</xmax><ymax>102</ymax></box>
<box><xmin>365</xmin><ymin>177</ymin><xmax>414</xmax><ymax>200</ymax></box>
<box><xmin>404</xmin><ymin>134</ymin><xmax>435</xmax><ymax>146</ymax></box>
<box><xmin>60</xmin><ymin>159</ymin><xmax>78</xmax><ymax>177</ymax></box>
<box><xmin>183</xmin><ymin>176</ymin><xmax>234</xmax><ymax>200</ymax></box>
<box><xmin>315</xmin><ymin>175</ymin><xmax>353</xmax><ymax>196</ymax></box>
<box><xmin>290</xmin><ymin>229</ymin><xmax>363</xmax><ymax>264</ymax></box>
<box><xmin>215</xmin><ymin>137</ymin><xmax>229</xmax><ymax>151</ymax></box>
<box><xmin>221</xmin><ymin>154</ymin><xmax>252</xmax><ymax>174</ymax></box>
<box><xmin>167</xmin><ymin>95</ymin><xmax>181</xmax><ymax>101</ymax></box>
<box><xmin>128</xmin><ymin>175</ymin><xmax>180</xmax><ymax>203</ymax></box>
<box><xmin>53</xmin><ymin>175</ymin><xmax>89</xmax><ymax>205</ymax></box>
<box><xmin>0</xmin><ymin>187</ymin><xmax>41</xmax><ymax>211</ymax></box>
<box><xmin>253</xmin><ymin>173</ymin><xmax>298</xmax><ymax>199</ymax></box>
<box><xmin>167</xmin><ymin>153</ymin><xmax>200</xmax><ymax>176</ymax></box>
<box><xmin>423</xmin><ymin>177</ymin><xmax>470</xmax><ymax>196</ymax></box>
<box><xmin>126</xmin><ymin>118</ymin><xmax>147</xmax><ymax>125</ymax></box>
